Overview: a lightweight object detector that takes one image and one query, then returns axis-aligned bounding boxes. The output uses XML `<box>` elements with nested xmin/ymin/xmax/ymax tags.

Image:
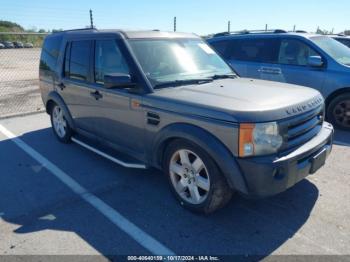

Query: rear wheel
<box><xmin>164</xmin><ymin>139</ymin><xmax>233</xmax><ymax>214</ymax></box>
<box><xmin>327</xmin><ymin>93</ymin><xmax>350</xmax><ymax>131</ymax></box>
<box><xmin>50</xmin><ymin>104</ymin><xmax>73</xmax><ymax>143</ymax></box>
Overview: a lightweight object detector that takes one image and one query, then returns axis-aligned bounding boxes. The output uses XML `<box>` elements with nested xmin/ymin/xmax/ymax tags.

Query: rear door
<box><xmin>59</xmin><ymin>40</ymin><xmax>98</xmax><ymax>133</ymax></box>
<box><xmin>212</xmin><ymin>37</ymin><xmax>281</xmax><ymax>81</ymax></box>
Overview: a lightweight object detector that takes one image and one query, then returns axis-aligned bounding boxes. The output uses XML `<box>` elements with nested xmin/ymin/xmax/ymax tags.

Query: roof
<box><xmin>50</xmin><ymin>28</ymin><xmax>199</xmax><ymax>39</ymax></box>
<box><xmin>207</xmin><ymin>31</ymin><xmax>323</xmax><ymax>42</ymax></box>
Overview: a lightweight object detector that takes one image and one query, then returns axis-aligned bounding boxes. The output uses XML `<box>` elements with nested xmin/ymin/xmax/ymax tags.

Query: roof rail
<box><xmin>53</xmin><ymin>27</ymin><xmax>97</xmax><ymax>34</ymax></box>
<box><xmin>213</xmin><ymin>29</ymin><xmax>287</xmax><ymax>37</ymax></box>
<box><xmin>213</xmin><ymin>32</ymin><xmax>230</xmax><ymax>37</ymax></box>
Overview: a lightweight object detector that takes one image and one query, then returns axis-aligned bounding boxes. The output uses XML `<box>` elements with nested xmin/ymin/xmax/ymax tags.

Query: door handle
<box><xmin>90</xmin><ymin>90</ymin><xmax>103</xmax><ymax>100</ymax></box>
<box><xmin>58</xmin><ymin>82</ymin><xmax>66</xmax><ymax>90</ymax></box>
<box><xmin>258</xmin><ymin>67</ymin><xmax>282</xmax><ymax>75</ymax></box>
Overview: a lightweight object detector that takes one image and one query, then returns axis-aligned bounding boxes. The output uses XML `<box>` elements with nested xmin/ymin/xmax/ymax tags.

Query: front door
<box><xmin>273</xmin><ymin>38</ymin><xmax>326</xmax><ymax>91</ymax></box>
<box><xmin>88</xmin><ymin>39</ymin><xmax>145</xmax><ymax>155</ymax></box>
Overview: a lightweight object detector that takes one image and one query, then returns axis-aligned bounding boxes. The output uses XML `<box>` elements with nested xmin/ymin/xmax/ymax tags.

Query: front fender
<box><xmin>46</xmin><ymin>91</ymin><xmax>75</xmax><ymax>130</ymax></box>
<box><xmin>151</xmin><ymin>123</ymin><xmax>248</xmax><ymax>194</ymax></box>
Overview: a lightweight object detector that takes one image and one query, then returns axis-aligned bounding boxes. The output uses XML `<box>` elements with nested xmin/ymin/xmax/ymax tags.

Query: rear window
<box><xmin>225</xmin><ymin>38</ymin><xmax>280</xmax><ymax>63</ymax></box>
<box><xmin>40</xmin><ymin>35</ymin><xmax>63</xmax><ymax>71</ymax></box>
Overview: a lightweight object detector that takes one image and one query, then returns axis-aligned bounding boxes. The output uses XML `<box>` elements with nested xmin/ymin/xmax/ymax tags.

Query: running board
<box><xmin>71</xmin><ymin>137</ymin><xmax>147</xmax><ymax>169</ymax></box>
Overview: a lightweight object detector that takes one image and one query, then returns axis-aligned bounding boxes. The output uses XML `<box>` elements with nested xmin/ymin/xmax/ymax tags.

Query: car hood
<box><xmin>147</xmin><ymin>78</ymin><xmax>324</xmax><ymax>122</ymax></box>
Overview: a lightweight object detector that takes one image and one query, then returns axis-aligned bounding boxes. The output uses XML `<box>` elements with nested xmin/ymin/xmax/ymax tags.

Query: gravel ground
<box><xmin>0</xmin><ymin>48</ymin><xmax>44</xmax><ymax>118</ymax></box>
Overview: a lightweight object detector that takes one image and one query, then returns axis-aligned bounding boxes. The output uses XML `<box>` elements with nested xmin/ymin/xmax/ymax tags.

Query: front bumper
<box><xmin>237</xmin><ymin>122</ymin><xmax>334</xmax><ymax>197</ymax></box>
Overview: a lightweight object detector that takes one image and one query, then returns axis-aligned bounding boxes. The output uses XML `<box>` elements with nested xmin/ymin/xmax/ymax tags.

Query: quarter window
<box><xmin>94</xmin><ymin>40</ymin><xmax>129</xmax><ymax>84</ymax></box>
<box><xmin>40</xmin><ymin>35</ymin><xmax>63</xmax><ymax>72</ymax></box>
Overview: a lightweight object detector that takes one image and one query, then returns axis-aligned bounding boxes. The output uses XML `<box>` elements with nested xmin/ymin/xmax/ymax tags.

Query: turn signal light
<box><xmin>239</xmin><ymin>123</ymin><xmax>255</xmax><ymax>157</ymax></box>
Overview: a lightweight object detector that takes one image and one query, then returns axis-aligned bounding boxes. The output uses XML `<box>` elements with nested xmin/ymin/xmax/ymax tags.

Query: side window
<box><xmin>226</xmin><ymin>38</ymin><xmax>280</xmax><ymax>63</ymax></box>
<box><xmin>64</xmin><ymin>43</ymin><xmax>70</xmax><ymax>77</ymax></box>
<box><xmin>210</xmin><ymin>40</ymin><xmax>229</xmax><ymax>58</ymax></box>
<box><xmin>65</xmin><ymin>40</ymin><xmax>91</xmax><ymax>81</ymax></box>
<box><xmin>94</xmin><ymin>40</ymin><xmax>130</xmax><ymax>84</ymax></box>
<box><xmin>278</xmin><ymin>39</ymin><xmax>319</xmax><ymax>66</ymax></box>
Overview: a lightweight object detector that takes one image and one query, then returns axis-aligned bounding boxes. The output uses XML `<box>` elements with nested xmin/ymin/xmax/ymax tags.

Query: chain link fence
<box><xmin>0</xmin><ymin>32</ymin><xmax>48</xmax><ymax>118</ymax></box>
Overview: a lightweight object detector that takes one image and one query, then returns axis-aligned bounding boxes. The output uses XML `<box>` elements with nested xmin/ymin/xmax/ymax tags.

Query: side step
<box><xmin>71</xmin><ymin>137</ymin><xmax>147</xmax><ymax>169</ymax></box>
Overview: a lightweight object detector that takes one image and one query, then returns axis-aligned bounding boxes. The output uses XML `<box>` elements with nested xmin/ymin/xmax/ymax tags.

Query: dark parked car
<box><xmin>208</xmin><ymin>30</ymin><xmax>350</xmax><ymax>130</ymax></box>
<box><xmin>13</xmin><ymin>41</ymin><xmax>24</xmax><ymax>48</ymax></box>
<box><xmin>3</xmin><ymin>41</ymin><xmax>14</xmax><ymax>48</ymax></box>
<box><xmin>0</xmin><ymin>43</ymin><xmax>4</xmax><ymax>49</ymax></box>
<box><xmin>330</xmin><ymin>35</ymin><xmax>350</xmax><ymax>48</ymax></box>
<box><xmin>39</xmin><ymin>29</ymin><xmax>333</xmax><ymax>213</ymax></box>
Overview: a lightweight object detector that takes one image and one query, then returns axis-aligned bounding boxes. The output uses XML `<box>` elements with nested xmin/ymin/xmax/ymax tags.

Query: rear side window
<box><xmin>65</xmin><ymin>40</ymin><xmax>91</xmax><ymax>81</ymax></box>
<box><xmin>40</xmin><ymin>35</ymin><xmax>63</xmax><ymax>71</ymax></box>
<box><xmin>226</xmin><ymin>38</ymin><xmax>280</xmax><ymax>63</ymax></box>
<box><xmin>94</xmin><ymin>40</ymin><xmax>129</xmax><ymax>84</ymax></box>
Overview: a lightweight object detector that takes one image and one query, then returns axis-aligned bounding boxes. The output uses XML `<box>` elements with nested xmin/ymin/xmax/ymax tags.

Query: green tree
<box><xmin>316</xmin><ymin>28</ymin><xmax>331</xmax><ymax>35</ymax></box>
<box><xmin>52</xmin><ymin>29</ymin><xmax>63</xmax><ymax>33</ymax></box>
<box><xmin>0</xmin><ymin>20</ymin><xmax>24</xmax><ymax>32</ymax></box>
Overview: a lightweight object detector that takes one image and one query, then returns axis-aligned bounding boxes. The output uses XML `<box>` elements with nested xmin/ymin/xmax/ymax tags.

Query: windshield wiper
<box><xmin>153</xmin><ymin>78</ymin><xmax>213</xmax><ymax>89</ymax></box>
<box><xmin>211</xmin><ymin>74</ymin><xmax>237</xmax><ymax>80</ymax></box>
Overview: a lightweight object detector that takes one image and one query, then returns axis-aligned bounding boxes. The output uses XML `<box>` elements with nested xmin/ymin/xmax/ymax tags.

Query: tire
<box><xmin>163</xmin><ymin>139</ymin><xmax>233</xmax><ymax>214</ymax></box>
<box><xmin>50</xmin><ymin>103</ymin><xmax>73</xmax><ymax>143</ymax></box>
<box><xmin>327</xmin><ymin>93</ymin><xmax>350</xmax><ymax>131</ymax></box>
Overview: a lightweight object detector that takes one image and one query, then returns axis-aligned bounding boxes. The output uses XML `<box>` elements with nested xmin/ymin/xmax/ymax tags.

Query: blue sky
<box><xmin>1</xmin><ymin>0</ymin><xmax>349</xmax><ymax>35</ymax></box>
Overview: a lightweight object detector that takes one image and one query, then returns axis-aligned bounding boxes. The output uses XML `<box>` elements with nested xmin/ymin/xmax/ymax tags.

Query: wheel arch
<box><xmin>46</xmin><ymin>91</ymin><xmax>75</xmax><ymax>130</ymax></box>
<box><xmin>151</xmin><ymin>123</ymin><xmax>248</xmax><ymax>194</ymax></box>
<box><xmin>325</xmin><ymin>87</ymin><xmax>350</xmax><ymax>109</ymax></box>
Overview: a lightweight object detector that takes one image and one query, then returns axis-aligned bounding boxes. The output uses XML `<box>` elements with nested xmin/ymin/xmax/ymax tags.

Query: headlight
<box><xmin>239</xmin><ymin>122</ymin><xmax>283</xmax><ymax>157</ymax></box>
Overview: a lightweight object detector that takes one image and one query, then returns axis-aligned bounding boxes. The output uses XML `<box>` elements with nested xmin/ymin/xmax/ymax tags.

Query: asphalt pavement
<box><xmin>0</xmin><ymin>113</ymin><xmax>349</xmax><ymax>259</ymax></box>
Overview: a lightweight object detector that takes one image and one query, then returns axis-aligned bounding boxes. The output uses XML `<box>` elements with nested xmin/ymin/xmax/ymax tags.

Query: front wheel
<box><xmin>50</xmin><ymin>104</ymin><xmax>73</xmax><ymax>143</ymax></box>
<box><xmin>164</xmin><ymin>139</ymin><xmax>233</xmax><ymax>214</ymax></box>
<box><xmin>327</xmin><ymin>93</ymin><xmax>350</xmax><ymax>131</ymax></box>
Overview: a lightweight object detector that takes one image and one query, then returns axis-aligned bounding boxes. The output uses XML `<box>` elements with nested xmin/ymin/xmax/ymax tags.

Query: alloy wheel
<box><xmin>169</xmin><ymin>149</ymin><xmax>210</xmax><ymax>205</ymax></box>
<box><xmin>52</xmin><ymin>106</ymin><xmax>67</xmax><ymax>138</ymax></box>
<box><xmin>333</xmin><ymin>99</ymin><xmax>350</xmax><ymax>128</ymax></box>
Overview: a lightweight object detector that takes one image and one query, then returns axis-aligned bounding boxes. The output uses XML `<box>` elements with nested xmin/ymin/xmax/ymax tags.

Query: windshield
<box><xmin>128</xmin><ymin>39</ymin><xmax>234</xmax><ymax>88</ymax></box>
<box><xmin>311</xmin><ymin>36</ymin><xmax>350</xmax><ymax>65</ymax></box>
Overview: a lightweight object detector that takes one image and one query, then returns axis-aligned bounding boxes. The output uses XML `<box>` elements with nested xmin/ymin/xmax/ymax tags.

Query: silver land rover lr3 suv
<box><xmin>39</xmin><ymin>29</ymin><xmax>334</xmax><ymax>213</ymax></box>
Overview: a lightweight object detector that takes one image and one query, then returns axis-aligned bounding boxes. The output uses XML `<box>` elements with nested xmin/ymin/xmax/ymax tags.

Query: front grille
<box><xmin>280</xmin><ymin>105</ymin><xmax>324</xmax><ymax>153</ymax></box>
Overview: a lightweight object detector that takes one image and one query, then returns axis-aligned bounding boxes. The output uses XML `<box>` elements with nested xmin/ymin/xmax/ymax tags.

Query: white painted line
<box><xmin>71</xmin><ymin>137</ymin><xmax>146</xmax><ymax>169</ymax></box>
<box><xmin>0</xmin><ymin>124</ymin><xmax>175</xmax><ymax>256</ymax></box>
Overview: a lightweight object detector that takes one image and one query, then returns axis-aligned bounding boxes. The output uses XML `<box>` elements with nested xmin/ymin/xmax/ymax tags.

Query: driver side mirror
<box><xmin>104</xmin><ymin>73</ymin><xmax>136</xmax><ymax>89</ymax></box>
<box><xmin>308</xmin><ymin>56</ymin><xmax>324</xmax><ymax>67</ymax></box>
